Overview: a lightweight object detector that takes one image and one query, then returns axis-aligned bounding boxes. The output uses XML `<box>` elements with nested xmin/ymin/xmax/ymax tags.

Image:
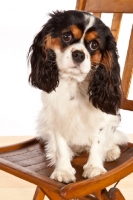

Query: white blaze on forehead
<box><xmin>84</xmin><ymin>13</ymin><xmax>95</xmax><ymax>31</ymax></box>
<box><xmin>80</xmin><ymin>14</ymin><xmax>95</xmax><ymax>42</ymax></box>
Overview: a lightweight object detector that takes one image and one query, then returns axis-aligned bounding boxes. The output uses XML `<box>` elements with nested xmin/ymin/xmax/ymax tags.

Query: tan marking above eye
<box><xmin>84</xmin><ymin>31</ymin><xmax>98</xmax><ymax>41</ymax></box>
<box><xmin>44</xmin><ymin>35</ymin><xmax>61</xmax><ymax>50</ymax></box>
<box><xmin>70</xmin><ymin>25</ymin><xmax>82</xmax><ymax>39</ymax></box>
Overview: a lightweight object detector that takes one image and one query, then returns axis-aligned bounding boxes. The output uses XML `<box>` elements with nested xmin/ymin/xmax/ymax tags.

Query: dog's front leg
<box><xmin>83</xmin><ymin>138</ymin><xmax>107</xmax><ymax>179</ymax></box>
<box><xmin>50</xmin><ymin>134</ymin><xmax>76</xmax><ymax>183</ymax></box>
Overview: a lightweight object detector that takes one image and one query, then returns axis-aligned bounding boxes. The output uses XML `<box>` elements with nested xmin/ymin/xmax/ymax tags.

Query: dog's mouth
<box><xmin>72</xmin><ymin>65</ymin><xmax>80</xmax><ymax>68</ymax></box>
<box><xmin>71</xmin><ymin>64</ymin><xmax>82</xmax><ymax>72</ymax></box>
<box><xmin>69</xmin><ymin>65</ymin><xmax>88</xmax><ymax>76</ymax></box>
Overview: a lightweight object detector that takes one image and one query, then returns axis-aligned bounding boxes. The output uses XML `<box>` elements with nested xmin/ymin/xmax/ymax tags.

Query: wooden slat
<box><xmin>0</xmin><ymin>158</ymin><xmax>64</xmax><ymax>191</ymax></box>
<box><xmin>0</xmin><ymin>138</ymin><xmax>38</xmax><ymax>153</ymax></box>
<box><xmin>93</xmin><ymin>12</ymin><xmax>101</xmax><ymax>18</ymax></box>
<box><xmin>111</xmin><ymin>13</ymin><xmax>123</xmax><ymax>42</ymax></box>
<box><xmin>121</xmin><ymin>99</ymin><xmax>133</xmax><ymax>111</ymax></box>
<box><xmin>15</xmin><ymin>154</ymin><xmax>46</xmax><ymax>167</ymax></box>
<box><xmin>76</xmin><ymin>0</ymin><xmax>87</xmax><ymax>10</ymax></box>
<box><xmin>33</xmin><ymin>186</ymin><xmax>45</xmax><ymax>200</ymax></box>
<box><xmin>1</xmin><ymin>149</ymin><xmax>42</xmax><ymax>161</ymax></box>
<box><xmin>122</xmin><ymin>26</ymin><xmax>133</xmax><ymax>99</ymax></box>
<box><xmin>0</xmin><ymin>143</ymin><xmax>40</xmax><ymax>157</ymax></box>
<box><xmin>26</xmin><ymin>162</ymin><xmax>48</xmax><ymax>172</ymax></box>
<box><xmin>84</xmin><ymin>0</ymin><xmax>133</xmax><ymax>13</ymax></box>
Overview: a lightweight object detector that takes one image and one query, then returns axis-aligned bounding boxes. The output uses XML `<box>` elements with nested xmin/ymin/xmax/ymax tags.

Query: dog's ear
<box><xmin>28</xmin><ymin>27</ymin><xmax>59</xmax><ymax>93</ymax></box>
<box><xmin>88</xmin><ymin>34</ymin><xmax>122</xmax><ymax>115</ymax></box>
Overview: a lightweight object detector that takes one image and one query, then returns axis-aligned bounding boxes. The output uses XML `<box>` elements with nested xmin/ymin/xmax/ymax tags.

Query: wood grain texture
<box><xmin>121</xmin><ymin>99</ymin><xmax>133</xmax><ymax>111</ymax></box>
<box><xmin>0</xmin><ymin>1</ymin><xmax>133</xmax><ymax>199</ymax></box>
<box><xmin>0</xmin><ymin>136</ymin><xmax>133</xmax><ymax>199</ymax></box>
<box><xmin>33</xmin><ymin>187</ymin><xmax>45</xmax><ymax>200</ymax></box>
<box><xmin>121</xmin><ymin>26</ymin><xmax>133</xmax><ymax>99</ymax></box>
<box><xmin>0</xmin><ymin>136</ymin><xmax>133</xmax><ymax>200</ymax></box>
<box><xmin>93</xmin><ymin>12</ymin><xmax>101</xmax><ymax>18</ymax></box>
<box><xmin>76</xmin><ymin>0</ymin><xmax>87</xmax><ymax>10</ymax></box>
<box><xmin>82</xmin><ymin>0</ymin><xmax>133</xmax><ymax>13</ymax></box>
<box><xmin>111</xmin><ymin>13</ymin><xmax>122</xmax><ymax>42</ymax></box>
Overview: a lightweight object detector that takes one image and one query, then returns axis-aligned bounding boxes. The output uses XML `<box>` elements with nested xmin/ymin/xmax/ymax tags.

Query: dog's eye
<box><xmin>62</xmin><ymin>32</ymin><xmax>72</xmax><ymax>43</ymax></box>
<box><xmin>89</xmin><ymin>40</ymin><xmax>99</xmax><ymax>51</ymax></box>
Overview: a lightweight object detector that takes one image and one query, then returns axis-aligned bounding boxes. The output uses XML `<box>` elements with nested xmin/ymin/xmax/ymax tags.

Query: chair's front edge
<box><xmin>60</xmin><ymin>157</ymin><xmax>133</xmax><ymax>199</ymax></box>
<box><xmin>0</xmin><ymin>158</ymin><xmax>64</xmax><ymax>193</ymax></box>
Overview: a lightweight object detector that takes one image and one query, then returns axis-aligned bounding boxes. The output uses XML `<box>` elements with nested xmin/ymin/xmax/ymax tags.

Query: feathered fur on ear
<box><xmin>88</xmin><ymin>35</ymin><xmax>122</xmax><ymax>115</ymax></box>
<box><xmin>28</xmin><ymin>28</ymin><xmax>59</xmax><ymax>93</ymax></box>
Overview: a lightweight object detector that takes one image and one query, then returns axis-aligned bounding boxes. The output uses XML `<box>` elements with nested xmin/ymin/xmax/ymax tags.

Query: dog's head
<box><xmin>28</xmin><ymin>10</ymin><xmax>122</xmax><ymax>115</ymax></box>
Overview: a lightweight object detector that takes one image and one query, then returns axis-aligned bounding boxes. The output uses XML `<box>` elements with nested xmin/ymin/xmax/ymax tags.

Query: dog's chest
<box><xmin>56</xmin><ymin>79</ymin><xmax>88</xmax><ymax>108</ymax></box>
<box><xmin>42</xmin><ymin>79</ymin><xmax>106</xmax><ymax>145</ymax></box>
<box><xmin>42</xmin><ymin>79</ymin><xmax>115</xmax><ymax>146</ymax></box>
<box><xmin>53</xmin><ymin>80</ymin><xmax>98</xmax><ymax>124</ymax></box>
<box><xmin>43</xmin><ymin>79</ymin><xmax>90</xmax><ymax>120</ymax></box>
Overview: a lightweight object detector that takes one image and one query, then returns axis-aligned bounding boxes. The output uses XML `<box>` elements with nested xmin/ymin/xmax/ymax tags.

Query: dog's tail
<box><xmin>114</xmin><ymin>130</ymin><xmax>129</xmax><ymax>145</ymax></box>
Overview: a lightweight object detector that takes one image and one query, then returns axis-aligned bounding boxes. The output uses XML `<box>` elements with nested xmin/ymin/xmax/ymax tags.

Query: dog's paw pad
<box><xmin>106</xmin><ymin>145</ymin><xmax>121</xmax><ymax>162</ymax></box>
<box><xmin>82</xmin><ymin>166</ymin><xmax>107</xmax><ymax>179</ymax></box>
<box><xmin>50</xmin><ymin>169</ymin><xmax>76</xmax><ymax>183</ymax></box>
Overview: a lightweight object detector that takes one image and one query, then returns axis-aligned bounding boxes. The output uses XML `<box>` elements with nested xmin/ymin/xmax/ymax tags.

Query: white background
<box><xmin>0</xmin><ymin>0</ymin><xmax>133</xmax><ymax>136</ymax></box>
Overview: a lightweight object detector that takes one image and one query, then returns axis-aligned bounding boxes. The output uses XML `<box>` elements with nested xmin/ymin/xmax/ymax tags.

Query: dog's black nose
<box><xmin>72</xmin><ymin>50</ymin><xmax>85</xmax><ymax>63</ymax></box>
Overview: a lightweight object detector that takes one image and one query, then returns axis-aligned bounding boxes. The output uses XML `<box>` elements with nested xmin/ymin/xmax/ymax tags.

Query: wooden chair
<box><xmin>0</xmin><ymin>138</ymin><xmax>133</xmax><ymax>200</ymax></box>
<box><xmin>0</xmin><ymin>0</ymin><xmax>133</xmax><ymax>199</ymax></box>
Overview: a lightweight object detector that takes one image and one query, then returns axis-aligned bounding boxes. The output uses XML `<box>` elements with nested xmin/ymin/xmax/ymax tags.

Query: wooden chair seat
<box><xmin>1</xmin><ymin>0</ymin><xmax>133</xmax><ymax>199</ymax></box>
<box><xmin>0</xmin><ymin>138</ymin><xmax>133</xmax><ymax>199</ymax></box>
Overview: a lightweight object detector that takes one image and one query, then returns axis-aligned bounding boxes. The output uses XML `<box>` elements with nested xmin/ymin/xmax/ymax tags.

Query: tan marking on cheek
<box><xmin>44</xmin><ymin>35</ymin><xmax>61</xmax><ymax>50</ymax></box>
<box><xmin>85</xmin><ymin>31</ymin><xmax>98</xmax><ymax>41</ymax></box>
<box><xmin>91</xmin><ymin>50</ymin><xmax>102</xmax><ymax>66</ymax></box>
<box><xmin>101</xmin><ymin>51</ymin><xmax>112</xmax><ymax>70</ymax></box>
<box><xmin>70</xmin><ymin>25</ymin><xmax>82</xmax><ymax>39</ymax></box>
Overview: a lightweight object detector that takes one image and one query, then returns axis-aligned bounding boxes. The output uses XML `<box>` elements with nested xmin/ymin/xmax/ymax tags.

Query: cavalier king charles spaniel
<box><xmin>28</xmin><ymin>10</ymin><xmax>128</xmax><ymax>183</ymax></box>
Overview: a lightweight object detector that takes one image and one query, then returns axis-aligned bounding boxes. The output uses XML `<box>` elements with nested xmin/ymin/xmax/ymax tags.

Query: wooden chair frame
<box><xmin>0</xmin><ymin>0</ymin><xmax>133</xmax><ymax>199</ymax></box>
<box><xmin>0</xmin><ymin>137</ymin><xmax>133</xmax><ymax>199</ymax></box>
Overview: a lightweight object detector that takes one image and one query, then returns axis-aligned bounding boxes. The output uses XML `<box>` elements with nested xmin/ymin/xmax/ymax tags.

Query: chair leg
<box><xmin>94</xmin><ymin>189</ymin><xmax>111</xmax><ymax>200</ymax></box>
<box><xmin>109</xmin><ymin>188</ymin><xmax>125</xmax><ymax>200</ymax></box>
<box><xmin>101</xmin><ymin>189</ymin><xmax>112</xmax><ymax>200</ymax></box>
<box><xmin>33</xmin><ymin>186</ymin><xmax>45</xmax><ymax>200</ymax></box>
<box><xmin>42</xmin><ymin>187</ymin><xmax>63</xmax><ymax>200</ymax></box>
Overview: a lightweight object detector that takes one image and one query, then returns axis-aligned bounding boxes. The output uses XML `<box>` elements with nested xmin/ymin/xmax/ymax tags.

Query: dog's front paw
<box><xmin>82</xmin><ymin>165</ymin><xmax>107</xmax><ymax>179</ymax></box>
<box><xmin>50</xmin><ymin>167</ymin><xmax>76</xmax><ymax>183</ymax></box>
<box><xmin>106</xmin><ymin>145</ymin><xmax>121</xmax><ymax>162</ymax></box>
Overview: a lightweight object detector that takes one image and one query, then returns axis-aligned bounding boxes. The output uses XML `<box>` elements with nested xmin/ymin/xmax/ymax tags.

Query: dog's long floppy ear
<box><xmin>28</xmin><ymin>26</ymin><xmax>59</xmax><ymax>93</ymax></box>
<box><xmin>88</xmin><ymin>34</ymin><xmax>122</xmax><ymax>115</ymax></box>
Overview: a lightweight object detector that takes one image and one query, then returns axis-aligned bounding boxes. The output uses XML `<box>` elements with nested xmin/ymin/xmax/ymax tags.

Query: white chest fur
<box><xmin>39</xmin><ymin>78</ymin><xmax>113</xmax><ymax>146</ymax></box>
<box><xmin>37</xmin><ymin>77</ymin><xmax>128</xmax><ymax>175</ymax></box>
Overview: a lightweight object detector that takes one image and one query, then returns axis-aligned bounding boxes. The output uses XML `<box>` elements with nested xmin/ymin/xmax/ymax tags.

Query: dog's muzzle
<box><xmin>72</xmin><ymin>50</ymin><xmax>85</xmax><ymax>64</ymax></box>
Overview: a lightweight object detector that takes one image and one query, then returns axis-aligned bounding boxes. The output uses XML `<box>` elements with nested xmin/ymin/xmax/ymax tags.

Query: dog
<box><xmin>28</xmin><ymin>10</ymin><xmax>129</xmax><ymax>183</ymax></box>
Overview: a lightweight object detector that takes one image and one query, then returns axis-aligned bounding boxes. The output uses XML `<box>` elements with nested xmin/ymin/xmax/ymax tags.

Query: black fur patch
<box><xmin>28</xmin><ymin>10</ymin><xmax>122</xmax><ymax>113</ymax></box>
